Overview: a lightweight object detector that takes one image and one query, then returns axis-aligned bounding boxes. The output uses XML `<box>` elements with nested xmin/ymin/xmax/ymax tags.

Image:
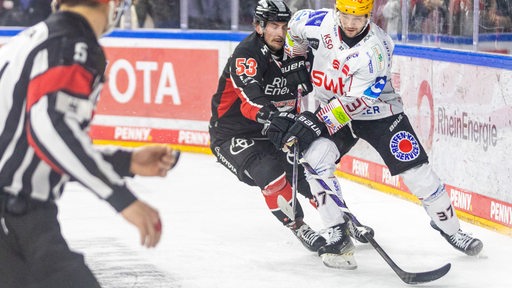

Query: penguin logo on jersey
<box><xmin>389</xmin><ymin>131</ymin><xmax>420</xmax><ymax>162</ymax></box>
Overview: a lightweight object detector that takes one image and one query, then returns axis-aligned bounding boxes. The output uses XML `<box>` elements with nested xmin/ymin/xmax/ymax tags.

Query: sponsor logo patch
<box><xmin>363</xmin><ymin>76</ymin><xmax>387</xmax><ymax>99</ymax></box>
<box><xmin>389</xmin><ymin>131</ymin><xmax>420</xmax><ymax>162</ymax></box>
<box><xmin>307</xmin><ymin>37</ymin><xmax>320</xmax><ymax>50</ymax></box>
<box><xmin>230</xmin><ymin>138</ymin><xmax>255</xmax><ymax>155</ymax></box>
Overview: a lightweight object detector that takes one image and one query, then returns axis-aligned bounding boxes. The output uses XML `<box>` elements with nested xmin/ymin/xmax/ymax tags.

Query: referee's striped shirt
<box><xmin>0</xmin><ymin>11</ymin><xmax>136</xmax><ymax>212</ymax></box>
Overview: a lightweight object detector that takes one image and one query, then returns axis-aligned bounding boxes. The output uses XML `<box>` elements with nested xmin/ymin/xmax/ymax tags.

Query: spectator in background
<box><xmin>133</xmin><ymin>0</ymin><xmax>179</xmax><ymax>28</ymax></box>
<box><xmin>23</xmin><ymin>0</ymin><xmax>51</xmax><ymax>26</ymax></box>
<box><xmin>485</xmin><ymin>0</ymin><xmax>512</xmax><ymax>32</ymax></box>
<box><xmin>0</xmin><ymin>0</ymin><xmax>6</xmax><ymax>23</ymax></box>
<box><xmin>372</xmin><ymin>0</ymin><xmax>388</xmax><ymax>30</ymax></box>
<box><xmin>410</xmin><ymin>0</ymin><xmax>449</xmax><ymax>34</ymax></box>
<box><xmin>286</xmin><ymin>0</ymin><xmax>314</xmax><ymax>12</ymax></box>
<box><xmin>0</xmin><ymin>0</ymin><xmax>26</xmax><ymax>26</ymax></box>
<box><xmin>448</xmin><ymin>0</ymin><xmax>473</xmax><ymax>35</ymax></box>
<box><xmin>382</xmin><ymin>0</ymin><xmax>402</xmax><ymax>36</ymax></box>
<box><xmin>0</xmin><ymin>0</ymin><xmax>51</xmax><ymax>26</ymax></box>
<box><xmin>189</xmin><ymin>0</ymin><xmax>230</xmax><ymax>30</ymax></box>
<box><xmin>239</xmin><ymin>1</ymin><xmax>257</xmax><ymax>30</ymax></box>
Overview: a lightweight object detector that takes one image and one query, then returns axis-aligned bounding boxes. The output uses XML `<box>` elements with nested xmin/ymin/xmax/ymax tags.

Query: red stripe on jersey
<box><xmin>217</xmin><ymin>78</ymin><xmax>239</xmax><ymax>119</ymax></box>
<box><xmin>26</xmin><ymin>64</ymin><xmax>94</xmax><ymax>111</ymax></box>
<box><xmin>236</xmin><ymin>84</ymin><xmax>262</xmax><ymax>121</ymax></box>
<box><xmin>25</xmin><ymin>122</ymin><xmax>64</xmax><ymax>175</ymax></box>
<box><xmin>239</xmin><ymin>95</ymin><xmax>261</xmax><ymax>121</ymax></box>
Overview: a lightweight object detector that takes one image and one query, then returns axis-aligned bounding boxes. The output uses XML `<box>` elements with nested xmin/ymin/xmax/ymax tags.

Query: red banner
<box><xmin>96</xmin><ymin>47</ymin><xmax>218</xmax><ymax>121</ymax></box>
<box><xmin>338</xmin><ymin>155</ymin><xmax>512</xmax><ymax>232</ymax></box>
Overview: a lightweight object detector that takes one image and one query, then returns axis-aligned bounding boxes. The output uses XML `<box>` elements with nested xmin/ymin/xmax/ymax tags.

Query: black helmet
<box><xmin>254</xmin><ymin>0</ymin><xmax>292</xmax><ymax>23</ymax></box>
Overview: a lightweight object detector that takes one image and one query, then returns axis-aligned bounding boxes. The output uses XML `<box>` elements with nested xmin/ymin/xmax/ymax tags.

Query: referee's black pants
<box><xmin>0</xmin><ymin>194</ymin><xmax>101</xmax><ymax>288</ymax></box>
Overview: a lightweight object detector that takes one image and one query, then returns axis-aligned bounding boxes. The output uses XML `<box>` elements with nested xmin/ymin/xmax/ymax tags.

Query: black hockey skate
<box><xmin>288</xmin><ymin>219</ymin><xmax>326</xmax><ymax>252</ymax></box>
<box><xmin>430</xmin><ymin>221</ymin><xmax>483</xmax><ymax>256</ymax></box>
<box><xmin>347</xmin><ymin>220</ymin><xmax>374</xmax><ymax>243</ymax></box>
<box><xmin>317</xmin><ymin>222</ymin><xmax>357</xmax><ymax>269</ymax></box>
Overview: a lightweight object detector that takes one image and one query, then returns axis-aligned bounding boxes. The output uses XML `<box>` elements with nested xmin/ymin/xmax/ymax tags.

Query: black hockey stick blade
<box><xmin>169</xmin><ymin>149</ymin><xmax>181</xmax><ymax>170</ymax></box>
<box><xmin>300</xmin><ymin>161</ymin><xmax>451</xmax><ymax>284</ymax></box>
<box><xmin>363</xmin><ymin>231</ymin><xmax>451</xmax><ymax>284</ymax></box>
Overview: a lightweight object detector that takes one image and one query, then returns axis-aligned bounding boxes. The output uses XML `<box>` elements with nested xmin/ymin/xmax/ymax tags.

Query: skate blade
<box><xmin>320</xmin><ymin>252</ymin><xmax>357</xmax><ymax>270</ymax></box>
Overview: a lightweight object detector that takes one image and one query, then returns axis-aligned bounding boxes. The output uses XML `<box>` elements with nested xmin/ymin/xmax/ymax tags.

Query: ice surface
<box><xmin>58</xmin><ymin>152</ymin><xmax>512</xmax><ymax>288</ymax></box>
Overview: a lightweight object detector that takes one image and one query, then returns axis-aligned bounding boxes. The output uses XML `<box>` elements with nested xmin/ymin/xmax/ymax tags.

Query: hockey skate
<box><xmin>288</xmin><ymin>219</ymin><xmax>326</xmax><ymax>252</ymax></box>
<box><xmin>347</xmin><ymin>220</ymin><xmax>375</xmax><ymax>243</ymax></box>
<box><xmin>317</xmin><ymin>222</ymin><xmax>357</xmax><ymax>269</ymax></box>
<box><xmin>430</xmin><ymin>221</ymin><xmax>483</xmax><ymax>256</ymax></box>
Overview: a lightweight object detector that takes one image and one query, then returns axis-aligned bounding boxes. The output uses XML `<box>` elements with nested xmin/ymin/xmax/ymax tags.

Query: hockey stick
<box><xmin>276</xmin><ymin>85</ymin><xmax>304</xmax><ymax>221</ymax></box>
<box><xmin>290</xmin><ymin>142</ymin><xmax>299</xmax><ymax>219</ymax></box>
<box><xmin>300</xmin><ymin>160</ymin><xmax>451</xmax><ymax>284</ymax></box>
<box><xmin>276</xmin><ymin>141</ymin><xmax>299</xmax><ymax>222</ymax></box>
<box><xmin>169</xmin><ymin>149</ymin><xmax>181</xmax><ymax>170</ymax></box>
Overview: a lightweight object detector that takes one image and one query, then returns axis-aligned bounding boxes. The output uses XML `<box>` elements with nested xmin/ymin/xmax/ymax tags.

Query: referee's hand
<box><xmin>130</xmin><ymin>145</ymin><xmax>180</xmax><ymax>177</ymax></box>
<box><xmin>121</xmin><ymin>200</ymin><xmax>162</xmax><ymax>248</ymax></box>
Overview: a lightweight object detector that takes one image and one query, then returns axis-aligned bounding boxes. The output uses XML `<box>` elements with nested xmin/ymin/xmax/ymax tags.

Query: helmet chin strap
<box><xmin>356</xmin><ymin>19</ymin><xmax>370</xmax><ymax>37</ymax></box>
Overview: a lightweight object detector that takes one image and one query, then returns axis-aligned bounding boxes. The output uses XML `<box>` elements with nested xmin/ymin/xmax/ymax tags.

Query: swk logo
<box><xmin>230</xmin><ymin>138</ymin><xmax>255</xmax><ymax>155</ymax></box>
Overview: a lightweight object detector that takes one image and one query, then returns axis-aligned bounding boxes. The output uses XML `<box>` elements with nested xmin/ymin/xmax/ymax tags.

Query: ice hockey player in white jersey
<box><xmin>266</xmin><ymin>0</ymin><xmax>484</xmax><ymax>269</ymax></box>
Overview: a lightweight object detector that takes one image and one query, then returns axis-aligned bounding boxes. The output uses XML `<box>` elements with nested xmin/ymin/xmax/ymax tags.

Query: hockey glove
<box><xmin>264</xmin><ymin>112</ymin><xmax>297</xmax><ymax>149</ymax></box>
<box><xmin>281</xmin><ymin>56</ymin><xmax>313</xmax><ymax>95</ymax></box>
<box><xmin>283</xmin><ymin>111</ymin><xmax>324</xmax><ymax>153</ymax></box>
<box><xmin>256</xmin><ymin>104</ymin><xmax>278</xmax><ymax>124</ymax></box>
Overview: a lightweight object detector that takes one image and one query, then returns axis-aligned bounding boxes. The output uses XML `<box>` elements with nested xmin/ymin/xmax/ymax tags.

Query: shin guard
<box><xmin>421</xmin><ymin>185</ymin><xmax>460</xmax><ymax>236</ymax></box>
<box><xmin>401</xmin><ymin>164</ymin><xmax>460</xmax><ymax>235</ymax></box>
<box><xmin>262</xmin><ymin>173</ymin><xmax>303</xmax><ymax>224</ymax></box>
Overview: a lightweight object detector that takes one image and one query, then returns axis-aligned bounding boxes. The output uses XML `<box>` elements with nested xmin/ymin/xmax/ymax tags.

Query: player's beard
<box><xmin>267</xmin><ymin>37</ymin><xmax>284</xmax><ymax>53</ymax></box>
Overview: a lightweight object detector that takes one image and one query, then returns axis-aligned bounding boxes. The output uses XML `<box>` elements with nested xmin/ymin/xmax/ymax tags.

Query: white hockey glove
<box><xmin>284</xmin><ymin>33</ymin><xmax>309</xmax><ymax>58</ymax></box>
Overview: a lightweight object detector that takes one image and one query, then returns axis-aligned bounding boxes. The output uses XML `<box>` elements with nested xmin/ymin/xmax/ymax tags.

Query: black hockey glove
<box><xmin>264</xmin><ymin>112</ymin><xmax>297</xmax><ymax>149</ymax></box>
<box><xmin>283</xmin><ymin>111</ymin><xmax>324</xmax><ymax>153</ymax></box>
<box><xmin>256</xmin><ymin>104</ymin><xmax>278</xmax><ymax>124</ymax></box>
<box><xmin>281</xmin><ymin>56</ymin><xmax>313</xmax><ymax>95</ymax></box>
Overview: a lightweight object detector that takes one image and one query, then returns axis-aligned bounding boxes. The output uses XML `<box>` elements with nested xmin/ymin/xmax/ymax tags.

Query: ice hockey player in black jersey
<box><xmin>209</xmin><ymin>0</ymin><xmax>327</xmax><ymax>252</ymax></box>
